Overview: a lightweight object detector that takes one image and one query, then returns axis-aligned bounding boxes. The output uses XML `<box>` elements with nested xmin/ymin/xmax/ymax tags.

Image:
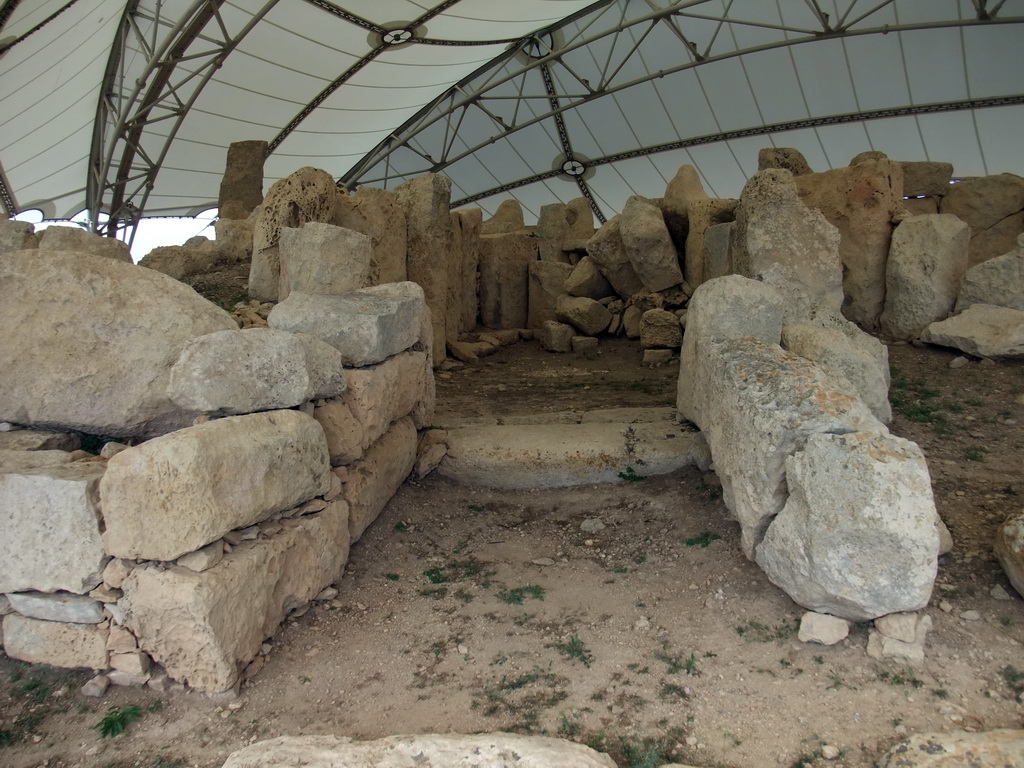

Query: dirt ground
<box><xmin>2</xmin><ymin>335</ymin><xmax>1023</xmax><ymax>768</ymax></box>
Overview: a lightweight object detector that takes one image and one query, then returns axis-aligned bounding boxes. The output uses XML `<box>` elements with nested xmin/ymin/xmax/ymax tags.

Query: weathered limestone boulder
<box><xmin>659</xmin><ymin>164</ymin><xmax>708</xmax><ymax>250</ymax></box>
<box><xmin>956</xmin><ymin>233</ymin><xmax>1024</xmax><ymax>312</ymax></box>
<box><xmin>539</xmin><ymin>321</ymin><xmax>574</xmax><ymax>352</ymax></box>
<box><xmin>397</xmin><ymin>174</ymin><xmax>453</xmax><ymax>360</ymax></box>
<box><xmin>0</xmin><ymin>429</ymin><xmax>80</xmax><ymax>452</ymax></box>
<box><xmin>756</xmin><ymin>431</ymin><xmax>938</xmax><ymax>620</ymax></box>
<box><xmin>880</xmin><ymin>214</ymin><xmax>970</xmax><ymax>340</ymax></box>
<box><xmin>0</xmin><ymin>219</ymin><xmax>36</xmax><ymax>252</ymax></box>
<box><xmin>868</xmin><ymin>612</ymin><xmax>932</xmax><ymax>665</ymax></box>
<box><xmin>332</xmin><ymin>187</ymin><xmax>407</xmax><ymax>285</ymax></box>
<box><xmin>692</xmin><ymin>338</ymin><xmax>882</xmax><ymax>556</ymax></box>
<box><xmin>703</xmin><ymin>221</ymin><xmax>734</xmax><ymax>281</ymax></box>
<box><xmin>344</xmin><ymin>417</ymin><xmax>416</xmax><ymax>542</ymax></box>
<box><xmin>478</xmin><ymin>232</ymin><xmax>535</xmax><ymax>330</ymax></box>
<box><xmin>0</xmin><ymin>449</ymin><xmax>73</xmax><ymax>471</ymax></box>
<box><xmin>269</xmin><ymin>289</ymin><xmax>422</xmax><ymax>367</ymax></box>
<box><xmin>639</xmin><ymin>308</ymin><xmax>682</xmax><ymax>349</ymax></box>
<box><xmin>797</xmin><ymin>612</ymin><xmax>849</xmax><ymax>645</ymax></box>
<box><xmin>995</xmin><ymin>511</ymin><xmax>1024</xmax><ymax>598</ymax></box>
<box><xmin>5</xmin><ymin>592</ymin><xmax>104</xmax><ymax>624</ymax></box>
<box><xmin>101</xmin><ymin>410</ymin><xmax>331</xmax><ymax>562</ymax></box>
<box><xmin>250</xmin><ymin>167</ymin><xmax>339</xmax><ymax>301</ymax></box>
<box><xmin>216</xmin><ymin>213</ymin><xmax>255</xmax><ymax>254</ymax></box>
<box><xmin>796</xmin><ymin>159</ymin><xmax>905</xmax><ymax>329</ymax></box>
<box><xmin>555</xmin><ymin>295</ymin><xmax>611</xmax><ymax>337</ymax></box>
<box><xmin>903</xmin><ymin>197</ymin><xmax>940</xmax><ymax>216</ymax></box>
<box><xmin>941</xmin><ymin>173</ymin><xmax>1024</xmax><ymax>266</ymax></box>
<box><xmin>139</xmin><ymin>242</ymin><xmax>224</xmax><ymax>281</ymax></box>
<box><xmin>340</xmin><ymin>350</ymin><xmax>428</xmax><ymax>451</ymax></box>
<box><xmin>564</xmin><ymin>256</ymin><xmax>614</xmax><ymax>300</ymax></box>
<box><xmin>278</xmin><ymin>222</ymin><xmax>372</xmax><ymax>300</ymax></box>
<box><xmin>451</xmin><ymin>208</ymin><xmax>483</xmax><ymax>333</ymax></box>
<box><xmin>218</xmin><ymin>140</ymin><xmax>267</xmax><ymax>217</ymax></box>
<box><xmin>38</xmin><ymin>226</ymin><xmax>132</xmax><ymax>262</ymax></box>
<box><xmin>2</xmin><ymin>614</ymin><xmax>108</xmax><ymax>670</ymax></box>
<box><xmin>221</xmin><ymin>733</ymin><xmax>617</xmax><ymax>768</ymax></box>
<box><xmin>901</xmin><ymin>161</ymin><xmax>953</xmax><ymax>197</ymax></box>
<box><xmin>0</xmin><ymin>464</ymin><xmax>106</xmax><ymax>594</ymax></box>
<box><xmin>758</xmin><ymin>147</ymin><xmax>813</xmax><ymax>176</ymax></box>
<box><xmin>169</xmin><ymin>328</ymin><xmax>344</xmax><ymax>414</ymax></box>
<box><xmin>879</xmin><ymin>730</ymin><xmax>1024</xmax><ymax>768</ymax></box>
<box><xmin>782</xmin><ymin>322</ymin><xmax>891</xmax><ymax>423</ymax></box>
<box><xmin>481</xmin><ymin>199</ymin><xmax>526</xmax><ymax>235</ymax></box>
<box><xmin>677</xmin><ymin>275</ymin><xmax>785</xmax><ymax>425</ymax></box>
<box><xmin>684</xmin><ymin>198</ymin><xmax>736</xmax><ymax>288</ymax></box>
<box><xmin>619</xmin><ymin>195</ymin><xmax>683</xmax><ymax>292</ymax></box>
<box><xmin>0</xmin><ymin>250</ymin><xmax>236</xmax><ymax>437</ymax></box>
<box><xmin>733</xmin><ymin>170</ymin><xmax>844</xmax><ymax>323</ymax></box>
<box><xmin>122</xmin><ymin>500</ymin><xmax>350</xmax><ymax>693</ymax></box>
<box><xmin>312</xmin><ymin>400</ymin><xmax>364</xmax><ymax>466</ymax></box>
<box><xmin>527</xmin><ymin>260</ymin><xmax>573</xmax><ymax>328</ymax></box>
<box><xmin>585</xmin><ymin>217</ymin><xmax>644</xmax><ymax>299</ymax></box>
<box><xmin>921</xmin><ymin>303</ymin><xmax>1024</xmax><ymax>357</ymax></box>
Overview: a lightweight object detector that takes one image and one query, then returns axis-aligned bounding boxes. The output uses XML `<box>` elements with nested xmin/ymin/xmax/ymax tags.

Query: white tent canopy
<box><xmin>1</xmin><ymin>0</ymin><xmax>1022</xmax><ymax>231</ymax></box>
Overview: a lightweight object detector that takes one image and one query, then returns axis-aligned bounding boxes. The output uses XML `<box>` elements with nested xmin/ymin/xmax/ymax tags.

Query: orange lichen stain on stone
<box><xmin>813</xmin><ymin>387</ymin><xmax>857</xmax><ymax>416</ymax></box>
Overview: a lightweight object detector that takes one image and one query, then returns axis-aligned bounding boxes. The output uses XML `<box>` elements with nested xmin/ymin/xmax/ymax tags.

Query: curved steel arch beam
<box><xmin>87</xmin><ymin>0</ymin><xmax>280</xmax><ymax>237</ymax></box>
<box><xmin>342</xmin><ymin>0</ymin><xmax>1023</xmax><ymax>195</ymax></box>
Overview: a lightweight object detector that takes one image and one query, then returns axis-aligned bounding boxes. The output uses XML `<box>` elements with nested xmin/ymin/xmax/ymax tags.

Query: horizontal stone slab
<box><xmin>122</xmin><ymin>501</ymin><xmax>350</xmax><ymax>693</ymax></box>
<box><xmin>0</xmin><ymin>449</ymin><xmax>73</xmax><ymax>472</ymax></box>
<box><xmin>268</xmin><ymin>290</ymin><xmax>422</xmax><ymax>367</ymax></box>
<box><xmin>101</xmin><ymin>410</ymin><xmax>331</xmax><ymax>561</ymax></box>
<box><xmin>5</xmin><ymin>591</ymin><xmax>105</xmax><ymax>624</ymax></box>
<box><xmin>340</xmin><ymin>350</ymin><xmax>428</xmax><ymax>451</ymax></box>
<box><xmin>3</xmin><ymin>614</ymin><xmax>109</xmax><ymax>670</ymax></box>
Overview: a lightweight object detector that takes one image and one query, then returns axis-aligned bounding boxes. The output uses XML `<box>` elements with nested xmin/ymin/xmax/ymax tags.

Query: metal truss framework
<box><xmin>341</xmin><ymin>0</ymin><xmax>1023</xmax><ymax>209</ymax></box>
<box><xmin>77</xmin><ymin>0</ymin><xmax>1023</xmax><ymax>235</ymax></box>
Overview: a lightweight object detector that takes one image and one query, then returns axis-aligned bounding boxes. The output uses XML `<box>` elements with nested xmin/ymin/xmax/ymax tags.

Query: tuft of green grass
<box><xmin>659</xmin><ymin>683</ymin><xmax>690</xmax><ymax>700</ymax></box>
<box><xmin>735</xmin><ymin>618</ymin><xmax>796</xmax><ymax>642</ymax></box>
<box><xmin>616</xmin><ymin>730</ymin><xmax>687</xmax><ymax>768</ymax></box>
<box><xmin>418</xmin><ymin>586</ymin><xmax>448</xmax><ymax>598</ymax></box>
<box><xmin>554</xmin><ymin>634</ymin><xmax>594</xmax><ymax>667</ymax></box>
<box><xmin>618</xmin><ymin>466</ymin><xmax>646</xmax><ymax>483</ymax></box>
<box><xmin>964</xmin><ymin>445</ymin><xmax>988</xmax><ymax>462</ymax></box>
<box><xmin>423</xmin><ymin>567</ymin><xmax>450</xmax><ymax>584</ymax></box>
<box><xmin>384</xmin><ymin>573</ymin><xmax>400</xmax><ymax>581</ymax></box>
<box><xmin>685</xmin><ymin>531</ymin><xmax>721</xmax><ymax>548</ymax></box>
<box><xmin>496</xmin><ymin>585</ymin><xmax>545</xmax><ymax>605</ymax></box>
<box><xmin>93</xmin><ymin>705</ymin><xmax>144</xmax><ymax>738</ymax></box>
<box><xmin>1001</xmin><ymin>665</ymin><xmax>1024</xmax><ymax>702</ymax></box>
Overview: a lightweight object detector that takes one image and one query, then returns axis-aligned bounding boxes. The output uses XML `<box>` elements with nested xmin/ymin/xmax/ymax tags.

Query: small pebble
<box><xmin>948</xmin><ymin>356</ymin><xmax>969</xmax><ymax>369</ymax></box>
<box><xmin>939</xmin><ymin>599</ymin><xmax>953</xmax><ymax>612</ymax></box>
<box><xmin>821</xmin><ymin>744</ymin><xmax>840</xmax><ymax>760</ymax></box>
<box><xmin>990</xmin><ymin>585</ymin><xmax>1012</xmax><ymax>601</ymax></box>
<box><xmin>960</xmin><ymin>610</ymin><xmax>981</xmax><ymax>622</ymax></box>
<box><xmin>531</xmin><ymin>558</ymin><xmax>555</xmax><ymax>566</ymax></box>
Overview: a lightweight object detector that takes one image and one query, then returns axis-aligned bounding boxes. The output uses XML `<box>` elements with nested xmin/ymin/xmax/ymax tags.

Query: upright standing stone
<box><xmin>480</xmin><ymin>199</ymin><xmax>526</xmax><ymax>235</ymax></box>
<box><xmin>278</xmin><ymin>223</ymin><xmax>372</xmax><ymax>300</ymax></box>
<box><xmin>0</xmin><ymin>463</ymin><xmax>107</xmax><ymax>594</ymax></box>
<box><xmin>250</xmin><ymin>167</ymin><xmax>339</xmax><ymax>301</ymax></box>
<box><xmin>880</xmin><ymin>214</ymin><xmax>970</xmax><ymax>340</ymax></box>
<box><xmin>684</xmin><ymin>198</ymin><xmax>736</xmax><ymax>287</ymax></box>
<box><xmin>528</xmin><ymin>261</ymin><xmax>574</xmax><ymax>328</ymax></box>
<box><xmin>620</xmin><ymin>196</ymin><xmax>683</xmax><ymax>292</ymax></box>
<box><xmin>451</xmin><ymin>208</ymin><xmax>483</xmax><ymax>333</ymax></box>
<box><xmin>703</xmin><ymin>221</ymin><xmax>734</xmax><ymax>281</ymax></box>
<box><xmin>733</xmin><ymin>169</ymin><xmax>844</xmax><ymax>324</ymax></box>
<box><xmin>659</xmin><ymin>164</ymin><xmax>709</xmax><ymax>251</ymax></box>
<box><xmin>586</xmin><ymin>216</ymin><xmax>644</xmax><ymax>299</ymax></box>
<box><xmin>332</xmin><ymin>187</ymin><xmax>408</xmax><ymax>285</ymax></box>
<box><xmin>344</xmin><ymin>417</ymin><xmax>417</xmax><ymax>542</ymax></box>
<box><xmin>795</xmin><ymin>159</ymin><xmax>905</xmax><ymax>330</ymax></box>
<box><xmin>396</xmin><ymin>174</ymin><xmax>453</xmax><ymax>363</ymax></box>
<box><xmin>479</xmin><ymin>233</ymin><xmax>536</xmax><ymax>330</ymax></box>
<box><xmin>940</xmin><ymin>173</ymin><xmax>1024</xmax><ymax>266</ymax></box>
<box><xmin>218</xmin><ymin>140</ymin><xmax>268</xmax><ymax>218</ymax></box>
<box><xmin>758</xmin><ymin>147</ymin><xmax>813</xmax><ymax>176</ymax></box>
<box><xmin>535</xmin><ymin>203</ymin><xmax>572</xmax><ymax>262</ymax></box>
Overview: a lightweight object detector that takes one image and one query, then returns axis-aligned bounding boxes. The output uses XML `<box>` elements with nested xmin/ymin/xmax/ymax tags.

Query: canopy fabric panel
<box><xmin>1</xmin><ymin>0</ymin><xmax>1021</xmax><ymax>227</ymax></box>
